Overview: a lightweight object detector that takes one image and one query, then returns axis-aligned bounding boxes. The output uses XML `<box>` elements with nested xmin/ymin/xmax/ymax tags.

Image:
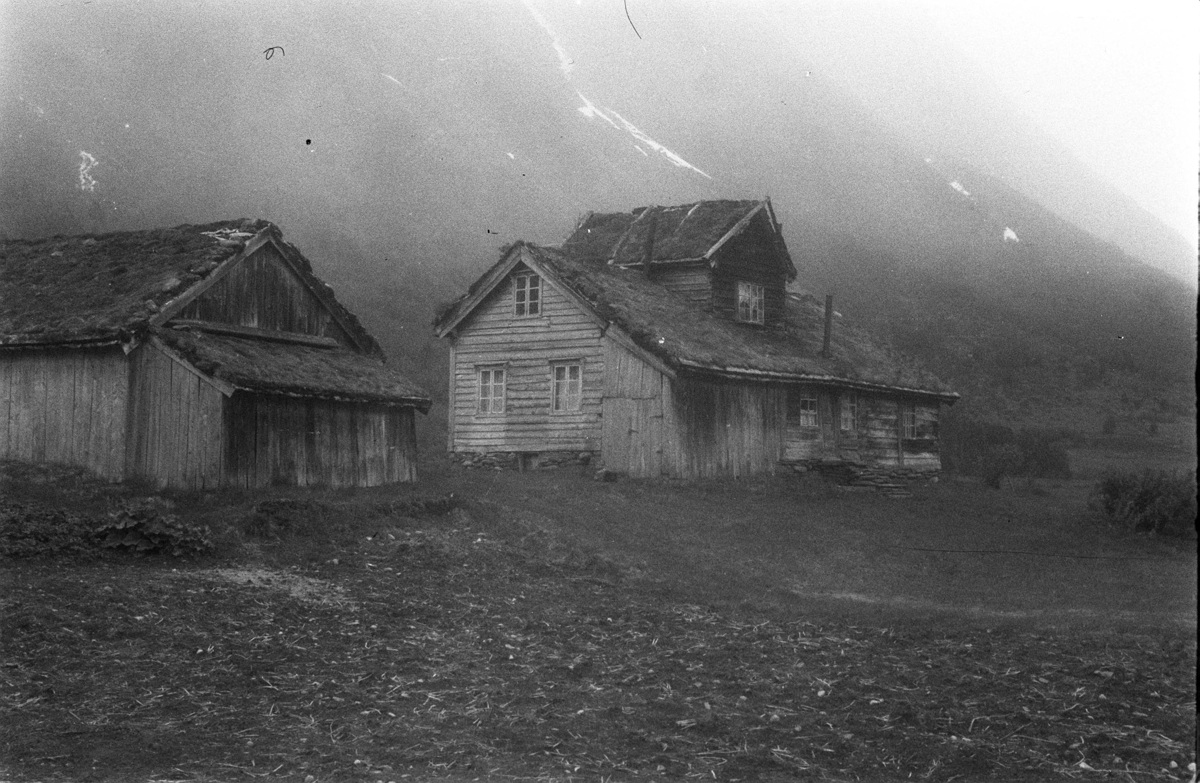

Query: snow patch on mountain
<box><xmin>521</xmin><ymin>0</ymin><xmax>574</xmax><ymax>78</ymax></box>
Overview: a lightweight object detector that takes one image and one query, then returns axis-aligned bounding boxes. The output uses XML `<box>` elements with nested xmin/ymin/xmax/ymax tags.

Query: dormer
<box><xmin>561</xmin><ymin>199</ymin><xmax>796</xmax><ymax>329</ymax></box>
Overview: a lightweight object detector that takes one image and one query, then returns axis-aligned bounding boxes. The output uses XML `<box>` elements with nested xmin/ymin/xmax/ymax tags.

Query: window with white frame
<box><xmin>736</xmin><ymin>281</ymin><xmax>765</xmax><ymax>324</ymax></box>
<box><xmin>902</xmin><ymin>405</ymin><xmax>917</xmax><ymax>438</ymax></box>
<box><xmin>477</xmin><ymin>366</ymin><xmax>506</xmax><ymax>414</ymax></box>
<box><xmin>839</xmin><ymin>393</ymin><xmax>858</xmax><ymax>431</ymax></box>
<box><xmin>514</xmin><ymin>272</ymin><xmax>541</xmax><ymax>317</ymax></box>
<box><xmin>787</xmin><ymin>391</ymin><xmax>816</xmax><ymax>427</ymax></box>
<box><xmin>795</xmin><ymin>395</ymin><xmax>818</xmax><ymax>427</ymax></box>
<box><xmin>551</xmin><ymin>362</ymin><xmax>582</xmax><ymax>412</ymax></box>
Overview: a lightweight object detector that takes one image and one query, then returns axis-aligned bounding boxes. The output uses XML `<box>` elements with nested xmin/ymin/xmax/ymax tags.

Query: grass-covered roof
<box><xmin>526</xmin><ymin>243</ymin><xmax>954</xmax><ymax>399</ymax></box>
<box><xmin>2</xmin><ymin>221</ymin><xmax>428</xmax><ymax>407</ymax></box>
<box><xmin>0</xmin><ymin>220</ymin><xmax>265</xmax><ymax>345</ymax></box>
<box><xmin>564</xmin><ymin>200</ymin><xmax>768</xmax><ymax>266</ymax></box>
<box><xmin>154</xmin><ymin>328</ymin><xmax>430</xmax><ymax>409</ymax></box>
<box><xmin>0</xmin><ymin>220</ymin><xmax>380</xmax><ymax>356</ymax></box>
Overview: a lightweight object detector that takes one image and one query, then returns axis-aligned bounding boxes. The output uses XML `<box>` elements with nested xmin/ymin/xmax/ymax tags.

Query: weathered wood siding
<box><xmin>901</xmin><ymin>403</ymin><xmax>941</xmax><ymax>470</ymax></box>
<box><xmin>859</xmin><ymin>394</ymin><xmax>901</xmax><ymax>466</ymax></box>
<box><xmin>652</xmin><ymin>264</ymin><xmax>710</xmax><ymax>307</ymax></box>
<box><xmin>0</xmin><ymin>347</ymin><xmax>129</xmax><ymax>479</ymax></box>
<box><xmin>126</xmin><ymin>342</ymin><xmax>225</xmax><ymax>489</ymax></box>
<box><xmin>224</xmin><ymin>394</ymin><xmax>416</xmax><ymax>488</ymax></box>
<box><xmin>673</xmin><ymin>375</ymin><xmax>786</xmax><ymax>479</ymax></box>
<box><xmin>782</xmin><ymin>387</ymin><xmax>942</xmax><ymax>471</ymax></box>
<box><xmin>178</xmin><ymin>244</ymin><xmax>352</xmax><ymax>344</ymax></box>
<box><xmin>600</xmin><ymin>337</ymin><xmax>676</xmax><ymax>477</ymax></box>
<box><xmin>450</xmin><ymin>264</ymin><xmax>604</xmax><ymax>453</ymax></box>
<box><xmin>710</xmin><ymin>214</ymin><xmax>788</xmax><ymax>328</ymax></box>
<box><xmin>783</xmin><ymin>385</ymin><xmax>832</xmax><ymax>461</ymax></box>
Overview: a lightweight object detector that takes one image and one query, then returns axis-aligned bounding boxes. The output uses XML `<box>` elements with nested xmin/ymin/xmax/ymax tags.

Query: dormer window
<box><xmin>736</xmin><ymin>281</ymin><xmax>764</xmax><ymax>324</ymax></box>
<box><xmin>514</xmin><ymin>272</ymin><xmax>541</xmax><ymax>317</ymax></box>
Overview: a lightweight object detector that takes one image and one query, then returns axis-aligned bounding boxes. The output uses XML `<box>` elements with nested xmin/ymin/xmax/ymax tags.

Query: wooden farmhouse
<box><xmin>434</xmin><ymin>199</ymin><xmax>957</xmax><ymax>480</ymax></box>
<box><xmin>1</xmin><ymin>220</ymin><xmax>430</xmax><ymax>489</ymax></box>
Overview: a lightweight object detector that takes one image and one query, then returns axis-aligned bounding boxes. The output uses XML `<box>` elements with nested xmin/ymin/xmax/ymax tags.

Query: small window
<box><xmin>477</xmin><ymin>367</ymin><xmax>506</xmax><ymax>414</ymax></box>
<box><xmin>797</xmin><ymin>396</ymin><xmax>818</xmax><ymax>427</ymax></box>
<box><xmin>514</xmin><ymin>272</ymin><xmax>541</xmax><ymax>317</ymax></box>
<box><xmin>840</xmin><ymin>393</ymin><xmax>858</xmax><ymax>431</ymax></box>
<box><xmin>551</xmin><ymin>362</ymin><xmax>582</xmax><ymax>412</ymax></box>
<box><xmin>736</xmin><ymin>281</ymin><xmax>765</xmax><ymax>324</ymax></box>
<box><xmin>902</xmin><ymin>406</ymin><xmax>917</xmax><ymax>438</ymax></box>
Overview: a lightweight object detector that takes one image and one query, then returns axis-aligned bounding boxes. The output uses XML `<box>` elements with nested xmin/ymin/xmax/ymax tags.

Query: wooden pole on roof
<box><xmin>821</xmin><ymin>294</ymin><xmax>834</xmax><ymax>358</ymax></box>
<box><xmin>641</xmin><ymin>209</ymin><xmax>658</xmax><ymax>277</ymax></box>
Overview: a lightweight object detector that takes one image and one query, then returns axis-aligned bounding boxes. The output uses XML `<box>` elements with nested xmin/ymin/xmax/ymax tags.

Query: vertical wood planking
<box><xmin>0</xmin><ymin>348</ymin><xmax>127</xmax><ymax>479</ymax></box>
<box><xmin>0</xmin><ymin>352</ymin><xmax>9</xmax><ymax>458</ymax></box>
<box><xmin>176</xmin><ymin>246</ymin><xmax>353</xmax><ymax>345</ymax></box>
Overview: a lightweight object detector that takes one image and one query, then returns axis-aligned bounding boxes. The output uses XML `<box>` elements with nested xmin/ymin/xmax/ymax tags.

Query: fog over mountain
<box><xmin>1</xmin><ymin>1</ymin><xmax>1195</xmax><ymax>429</ymax></box>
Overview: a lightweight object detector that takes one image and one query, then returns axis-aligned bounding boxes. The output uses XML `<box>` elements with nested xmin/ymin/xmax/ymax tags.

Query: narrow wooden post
<box><xmin>821</xmin><ymin>295</ymin><xmax>834</xmax><ymax>358</ymax></box>
<box><xmin>641</xmin><ymin>210</ymin><xmax>658</xmax><ymax>277</ymax></box>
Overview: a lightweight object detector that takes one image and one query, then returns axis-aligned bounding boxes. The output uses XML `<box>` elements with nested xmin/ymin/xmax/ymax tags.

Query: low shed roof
<box><xmin>153</xmin><ymin>328</ymin><xmax>431</xmax><ymax>409</ymax></box>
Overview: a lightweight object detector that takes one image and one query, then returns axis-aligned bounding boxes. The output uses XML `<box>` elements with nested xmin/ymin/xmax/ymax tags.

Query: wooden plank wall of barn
<box><xmin>0</xmin><ymin>347</ymin><xmax>129</xmax><ymax>480</ymax></box>
<box><xmin>673</xmin><ymin>375</ymin><xmax>787</xmax><ymax>479</ymax></box>
<box><xmin>600</xmin><ymin>337</ymin><xmax>676</xmax><ymax>477</ymax></box>
<box><xmin>709</xmin><ymin>215</ymin><xmax>789</xmax><ymax>328</ymax></box>
<box><xmin>126</xmin><ymin>343</ymin><xmax>225</xmax><ymax>489</ymax></box>
<box><xmin>177</xmin><ymin>244</ymin><xmax>353</xmax><ymax>344</ymax></box>
<box><xmin>224</xmin><ymin>395</ymin><xmax>415</xmax><ymax>488</ymax></box>
<box><xmin>450</xmin><ymin>263</ymin><xmax>604</xmax><ymax>454</ymax></box>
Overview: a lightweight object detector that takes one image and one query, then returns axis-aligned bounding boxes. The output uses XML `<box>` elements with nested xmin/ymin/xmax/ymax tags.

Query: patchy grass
<box><xmin>441</xmin><ymin>464</ymin><xmax>1195</xmax><ymax>632</ymax></box>
<box><xmin>1</xmin><ymin>460</ymin><xmax>1196</xmax><ymax>782</ymax></box>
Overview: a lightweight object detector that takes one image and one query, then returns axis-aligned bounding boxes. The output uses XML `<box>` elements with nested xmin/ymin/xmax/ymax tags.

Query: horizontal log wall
<box><xmin>126</xmin><ymin>342</ymin><xmax>225</xmax><ymax>489</ymax></box>
<box><xmin>902</xmin><ymin>403</ymin><xmax>941</xmax><ymax>470</ymax></box>
<box><xmin>783</xmin><ymin>385</ymin><xmax>835</xmax><ymax>462</ymax></box>
<box><xmin>0</xmin><ymin>347</ymin><xmax>129</xmax><ymax>480</ymax></box>
<box><xmin>451</xmin><ymin>264</ymin><xmax>604</xmax><ymax>453</ymax></box>
<box><xmin>178</xmin><ymin>244</ymin><xmax>352</xmax><ymax>344</ymax></box>
<box><xmin>651</xmin><ymin>264</ymin><xmax>710</xmax><ymax>307</ymax></box>
<box><xmin>225</xmin><ymin>394</ymin><xmax>416</xmax><ymax>488</ymax></box>
<box><xmin>782</xmin><ymin>387</ymin><xmax>942</xmax><ymax>471</ymax></box>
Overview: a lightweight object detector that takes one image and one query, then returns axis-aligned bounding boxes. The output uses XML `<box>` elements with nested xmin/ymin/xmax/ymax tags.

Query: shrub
<box><xmin>1093</xmin><ymin>469</ymin><xmax>1197</xmax><ymax>537</ymax></box>
<box><xmin>97</xmin><ymin>499</ymin><xmax>214</xmax><ymax>557</ymax></box>
<box><xmin>0</xmin><ymin>503</ymin><xmax>98</xmax><ymax>558</ymax></box>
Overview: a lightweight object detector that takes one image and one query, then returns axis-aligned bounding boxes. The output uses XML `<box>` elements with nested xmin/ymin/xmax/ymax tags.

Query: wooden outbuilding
<box><xmin>1</xmin><ymin>220</ymin><xmax>430</xmax><ymax>489</ymax></box>
<box><xmin>434</xmin><ymin>199</ymin><xmax>957</xmax><ymax>480</ymax></box>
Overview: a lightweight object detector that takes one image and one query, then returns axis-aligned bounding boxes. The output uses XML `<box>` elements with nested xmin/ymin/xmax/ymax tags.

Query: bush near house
<box><xmin>1093</xmin><ymin>469</ymin><xmax>1197</xmax><ymax>538</ymax></box>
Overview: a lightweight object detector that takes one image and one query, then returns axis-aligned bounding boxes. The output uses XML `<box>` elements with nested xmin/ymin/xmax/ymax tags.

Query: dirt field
<box><xmin>1</xmin><ymin>459</ymin><xmax>1195</xmax><ymax>782</ymax></box>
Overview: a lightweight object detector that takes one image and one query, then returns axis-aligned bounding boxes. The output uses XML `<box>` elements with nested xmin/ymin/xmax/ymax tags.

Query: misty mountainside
<box><xmin>0</xmin><ymin>2</ymin><xmax>1193</xmax><ymax>438</ymax></box>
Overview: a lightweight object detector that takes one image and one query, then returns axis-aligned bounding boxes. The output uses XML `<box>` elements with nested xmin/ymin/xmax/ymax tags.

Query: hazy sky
<box><xmin>920</xmin><ymin>0</ymin><xmax>1198</xmax><ymax>250</ymax></box>
<box><xmin>0</xmin><ymin>0</ymin><xmax>1194</xmax><ymax>269</ymax></box>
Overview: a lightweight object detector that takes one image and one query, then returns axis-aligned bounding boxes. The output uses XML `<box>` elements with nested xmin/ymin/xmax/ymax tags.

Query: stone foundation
<box><xmin>781</xmin><ymin>460</ymin><xmax>940</xmax><ymax>497</ymax></box>
<box><xmin>451</xmin><ymin>451</ymin><xmax>596</xmax><ymax>471</ymax></box>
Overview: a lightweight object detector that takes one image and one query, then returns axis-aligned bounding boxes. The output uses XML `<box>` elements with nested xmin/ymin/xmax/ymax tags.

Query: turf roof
<box><xmin>563</xmin><ymin>200</ymin><xmax>784</xmax><ymax>268</ymax></box>
<box><xmin>446</xmin><ymin>242</ymin><xmax>953</xmax><ymax>399</ymax></box>
<box><xmin>1</xmin><ymin>221</ymin><xmax>428</xmax><ymax>407</ymax></box>
<box><xmin>154</xmin><ymin>328</ymin><xmax>430</xmax><ymax>409</ymax></box>
<box><xmin>0</xmin><ymin>220</ymin><xmax>380</xmax><ymax>356</ymax></box>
